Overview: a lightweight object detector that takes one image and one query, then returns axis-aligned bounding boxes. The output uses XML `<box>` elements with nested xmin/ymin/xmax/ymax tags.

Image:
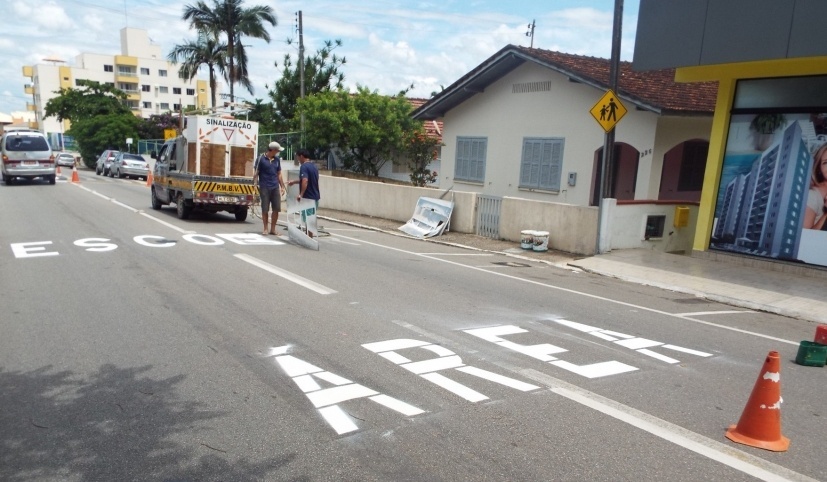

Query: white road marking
<box><xmin>362</xmin><ymin>339</ymin><xmax>430</xmax><ymax>352</ymax></box>
<box><xmin>419</xmin><ymin>253</ymin><xmax>494</xmax><ymax>256</ymax></box>
<box><xmin>235</xmin><ymin>253</ymin><xmax>337</xmax><ymax>295</ymax></box>
<box><xmin>636</xmin><ymin>349</ymin><xmax>680</xmax><ymax>364</ymax></box>
<box><xmin>550</xmin><ymin>360</ymin><xmax>638</xmax><ymax>378</ymax></box>
<box><xmin>318</xmin><ymin>405</ymin><xmax>359</xmax><ymax>435</ymax></box>
<box><xmin>456</xmin><ymin>366</ymin><xmax>540</xmax><ymax>391</ymax></box>
<box><xmin>401</xmin><ymin>355</ymin><xmax>464</xmax><ymax>374</ymax></box>
<box><xmin>328</xmin><ymin>237</ymin><xmax>361</xmax><ymax>245</ymax></box>
<box><xmin>368</xmin><ymin>395</ymin><xmax>425</xmax><ymax>416</ymax></box>
<box><xmin>662</xmin><ymin>345</ymin><xmax>713</xmax><ymax>357</ymax></box>
<box><xmin>614</xmin><ymin>337</ymin><xmax>663</xmax><ymax>350</ymax></box>
<box><xmin>420</xmin><ymin>372</ymin><xmax>488</xmax><ymax>402</ymax></box>
<box><xmin>521</xmin><ymin>368</ymin><xmax>814</xmax><ymax>482</ymax></box>
<box><xmin>332</xmin><ymin>234</ymin><xmax>800</xmax><ymax>345</ymax></box>
<box><xmin>306</xmin><ymin>384</ymin><xmax>378</xmax><ymax>408</ymax></box>
<box><xmin>675</xmin><ymin>310</ymin><xmax>755</xmax><ymax>317</ymax></box>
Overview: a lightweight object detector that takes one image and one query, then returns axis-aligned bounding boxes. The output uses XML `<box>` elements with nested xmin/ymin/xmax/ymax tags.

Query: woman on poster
<box><xmin>805</xmin><ymin>142</ymin><xmax>827</xmax><ymax>230</ymax></box>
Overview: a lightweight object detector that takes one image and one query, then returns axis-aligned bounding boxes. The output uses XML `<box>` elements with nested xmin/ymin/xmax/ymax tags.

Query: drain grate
<box><xmin>491</xmin><ymin>261</ymin><xmax>531</xmax><ymax>268</ymax></box>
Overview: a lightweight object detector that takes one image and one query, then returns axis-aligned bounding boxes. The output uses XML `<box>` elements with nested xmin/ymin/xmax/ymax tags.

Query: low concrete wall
<box><xmin>609</xmin><ymin>202</ymin><xmax>699</xmax><ymax>254</ymax></box>
<box><xmin>500</xmin><ymin>197</ymin><xmax>598</xmax><ymax>255</ymax></box>
<box><xmin>319</xmin><ymin>174</ymin><xmax>476</xmax><ymax>233</ymax></box>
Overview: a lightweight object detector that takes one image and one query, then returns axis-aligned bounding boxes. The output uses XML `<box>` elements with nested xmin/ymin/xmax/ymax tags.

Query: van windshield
<box><xmin>5</xmin><ymin>136</ymin><xmax>49</xmax><ymax>151</ymax></box>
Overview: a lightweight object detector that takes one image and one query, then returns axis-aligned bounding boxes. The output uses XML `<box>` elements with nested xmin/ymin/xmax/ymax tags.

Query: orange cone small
<box><xmin>71</xmin><ymin>166</ymin><xmax>79</xmax><ymax>183</ymax></box>
<box><xmin>725</xmin><ymin>351</ymin><xmax>789</xmax><ymax>451</ymax></box>
<box><xmin>146</xmin><ymin>169</ymin><xmax>153</xmax><ymax>187</ymax></box>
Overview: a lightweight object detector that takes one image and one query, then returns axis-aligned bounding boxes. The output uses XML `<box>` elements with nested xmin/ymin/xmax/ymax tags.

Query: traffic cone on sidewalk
<box><xmin>71</xmin><ymin>166</ymin><xmax>79</xmax><ymax>183</ymax></box>
<box><xmin>146</xmin><ymin>169</ymin><xmax>153</xmax><ymax>187</ymax></box>
<box><xmin>725</xmin><ymin>351</ymin><xmax>789</xmax><ymax>451</ymax></box>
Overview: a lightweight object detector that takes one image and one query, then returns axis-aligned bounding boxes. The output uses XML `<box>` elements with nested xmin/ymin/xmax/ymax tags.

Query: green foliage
<box><xmin>68</xmin><ymin>114</ymin><xmax>141</xmax><ymax>169</ymax></box>
<box><xmin>44</xmin><ymin>80</ymin><xmax>130</xmax><ymax>123</ymax></box>
<box><xmin>137</xmin><ymin>113</ymin><xmax>180</xmax><ymax>140</ymax></box>
<box><xmin>750</xmin><ymin>113</ymin><xmax>787</xmax><ymax>135</ymax></box>
<box><xmin>182</xmin><ymin>0</ymin><xmax>277</xmax><ymax>102</ymax></box>
<box><xmin>245</xmin><ymin>98</ymin><xmax>278</xmax><ymax>132</ymax></box>
<box><xmin>404</xmin><ymin>130</ymin><xmax>442</xmax><ymax>186</ymax></box>
<box><xmin>168</xmin><ymin>29</ymin><xmax>227</xmax><ymax>109</ymax></box>
<box><xmin>296</xmin><ymin>86</ymin><xmax>420</xmax><ymax>176</ymax></box>
<box><xmin>268</xmin><ymin>39</ymin><xmax>346</xmax><ymax>131</ymax></box>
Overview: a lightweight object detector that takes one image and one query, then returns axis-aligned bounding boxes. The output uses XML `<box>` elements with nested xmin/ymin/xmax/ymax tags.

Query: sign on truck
<box><xmin>150</xmin><ymin>115</ymin><xmax>259</xmax><ymax>221</ymax></box>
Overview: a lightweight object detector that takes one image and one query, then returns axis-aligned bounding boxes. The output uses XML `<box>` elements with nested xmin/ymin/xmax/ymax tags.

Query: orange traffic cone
<box><xmin>146</xmin><ymin>169</ymin><xmax>153</xmax><ymax>187</ymax></box>
<box><xmin>71</xmin><ymin>166</ymin><xmax>79</xmax><ymax>183</ymax></box>
<box><xmin>725</xmin><ymin>351</ymin><xmax>789</xmax><ymax>451</ymax></box>
<box><xmin>815</xmin><ymin>325</ymin><xmax>827</xmax><ymax>345</ymax></box>
<box><xmin>56</xmin><ymin>165</ymin><xmax>62</xmax><ymax>176</ymax></box>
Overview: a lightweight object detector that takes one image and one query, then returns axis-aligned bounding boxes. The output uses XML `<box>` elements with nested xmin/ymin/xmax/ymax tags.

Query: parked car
<box><xmin>95</xmin><ymin>150</ymin><xmax>119</xmax><ymax>176</ymax></box>
<box><xmin>109</xmin><ymin>152</ymin><xmax>149</xmax><ymax>180</ymax></box>
<box><xmin>1</xmin><ymin>128</ymin><xmax>55</xmax><ymax>185</ymax></box>
<box><xmin>56</xmin><ymin>152</ymin><xmax>75</xmax><ymax>168</ymax></box>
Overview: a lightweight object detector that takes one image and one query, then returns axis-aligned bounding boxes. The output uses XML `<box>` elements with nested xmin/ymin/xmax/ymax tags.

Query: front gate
<box><xmin>476</xmin><ymin>195</ymin><xmax>502</xmax><ymax>239</ymax></box>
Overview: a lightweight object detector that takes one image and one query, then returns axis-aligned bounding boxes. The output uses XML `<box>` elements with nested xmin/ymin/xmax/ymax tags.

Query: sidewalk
<box><xmin>318</xmin><ymin>209</ymin><xmax>827</xmax><ymax>325</ymax></box>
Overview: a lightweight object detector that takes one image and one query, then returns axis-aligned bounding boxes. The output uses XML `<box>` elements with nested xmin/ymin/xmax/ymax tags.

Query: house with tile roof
<box><xmin>412</xmin><ymin>44</ymin><xmax>719</xmax><ymax>252</ymax></box>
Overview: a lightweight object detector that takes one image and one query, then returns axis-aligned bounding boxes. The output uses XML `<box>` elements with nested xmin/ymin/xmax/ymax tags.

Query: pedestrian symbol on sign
<box><xmin>590</xmin><ymin>89</ymin><xmax>627</xmax><ymax>132</ymax></box>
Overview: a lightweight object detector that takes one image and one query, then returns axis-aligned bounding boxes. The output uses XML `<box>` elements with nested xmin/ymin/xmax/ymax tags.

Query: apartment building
<box><xmin>22</xmin><ymin>27</ymin><xmax>213</xmax><ymax>138</ymax></box>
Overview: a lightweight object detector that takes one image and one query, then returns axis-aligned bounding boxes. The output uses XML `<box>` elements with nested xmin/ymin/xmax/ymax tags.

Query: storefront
<box><xmin>675</xmin><ymin>60</ymin><xmax>827</xmax><ymax>269</ymax></box>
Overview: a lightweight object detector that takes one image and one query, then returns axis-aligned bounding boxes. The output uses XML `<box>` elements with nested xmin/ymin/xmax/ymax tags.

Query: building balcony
<box><xmin>24</xmin><ymin>85</ymin><xmax>34</xmax><ymax>95</ymax></box>
<box><xmin>26</xmin><ymin>102</ymin><xmax>37</xmax><ymax>112</ymax></box>
<box><xmin>22</xmin><ymin>66</ymin><xmax>33</xmax><ymax>78</ymax></box>
<box><xmin>115</xmin><ymin>55</ymin><xmax>138</xmax><ymax>67</ymax></box>
<box><xmin>126</xmin><ymin>92</ymin><xmax>141</xmax><ymax>101</ymax></box>
<box><xmin>116</xmin><ymin>74</ymin><xmax>139</xmax><ymax>83</ymax></box>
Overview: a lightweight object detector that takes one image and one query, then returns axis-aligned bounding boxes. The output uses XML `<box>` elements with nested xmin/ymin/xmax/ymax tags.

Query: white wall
<box><xmin>607</xmin><ymin>202</ymin><xmax>699</xmax><ymax>253</ymax></box>
<box><xmin>440</xmin><ymin>62</ymin><xmax>666</xmax><ymax>207</ymax></box>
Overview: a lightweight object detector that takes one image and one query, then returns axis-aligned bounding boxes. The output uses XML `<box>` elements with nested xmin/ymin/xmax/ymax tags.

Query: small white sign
<box><xmin>126</xmin><ymin>138</ymin><xmax>133</xmax><ymax>145</ymax></box>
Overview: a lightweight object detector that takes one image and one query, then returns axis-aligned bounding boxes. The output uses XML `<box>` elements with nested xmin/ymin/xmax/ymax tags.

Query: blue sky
<box><xmin>0</xmin><ymin>0</ymin><xmax>640</xmax><ymax>114</ymax></box>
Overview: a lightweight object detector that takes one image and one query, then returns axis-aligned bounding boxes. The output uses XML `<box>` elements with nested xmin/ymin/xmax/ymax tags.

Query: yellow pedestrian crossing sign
<box><xmin>590</xmin><ymin>89</ymin><xmax>627</xmax><ymax>132</ymax></box>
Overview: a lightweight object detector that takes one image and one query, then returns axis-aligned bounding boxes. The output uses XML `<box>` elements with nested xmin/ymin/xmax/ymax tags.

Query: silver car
<box><xmin>1</xmin><ymin>128</ymin><xmax>55</xmax><ymax>185</ymax></box>
<box><xmin>109</xmin><ymin>152</ymin><xmax>149</xmax><ymax>180</ymax></box>
<box><xmin>95</xmin><ymin>150</ymin><xmax>119</xmax><ymax>176</ymax></box>
<box><xmin>56</xmin><ymin>152</ymin><xmax>75</xmax><ymax>168</ymax></box>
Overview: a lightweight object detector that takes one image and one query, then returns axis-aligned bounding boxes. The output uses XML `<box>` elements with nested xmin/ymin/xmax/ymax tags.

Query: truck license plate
<box><xmin>215</xmin><ymin>196</ymin><xmax>236</xmax><ymax>203</ymax></box>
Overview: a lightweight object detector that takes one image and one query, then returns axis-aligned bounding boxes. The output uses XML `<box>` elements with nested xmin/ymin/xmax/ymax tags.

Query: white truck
<box><xmin>150</xmin><ymin>115</ymin><xmax>260</xmax><ymax>221</ymax></box>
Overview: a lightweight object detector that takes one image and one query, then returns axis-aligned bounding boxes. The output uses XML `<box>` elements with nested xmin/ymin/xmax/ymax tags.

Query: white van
<box><xmin>1</xmin><ymin>128</ymin><xmax>55</xmax><ymax>185</ymax></box>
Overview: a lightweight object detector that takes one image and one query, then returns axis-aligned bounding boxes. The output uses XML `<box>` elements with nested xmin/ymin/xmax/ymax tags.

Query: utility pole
<box><xmin>525</xmin><ymin>19</ymin><xmax>536</xmax><ymax>48</ymax></box>
<box><xmin>298</xmin><ymin>10</ymin><xmax>305</xmax><ymax>134</ymax></box>
<box><xmin>596</xmin><ymin>0</ymin><xmax>623</xmax><ymax>254</ymax></box>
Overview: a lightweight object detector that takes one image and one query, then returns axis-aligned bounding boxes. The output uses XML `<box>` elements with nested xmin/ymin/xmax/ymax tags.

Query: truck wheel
<box><xmin>151</xmin><ymin>187</ymin><xmax>162</xmax><ymax>210</ymax></box>
<box><xmin>234</xmin><ymin>207</ymin><xmax>248</xmax><ymax>222</ymax></box>
<box><xmin>176</xmin><ymin>193</ymin><xmax>191</xmax><ymax>219</ymax></box>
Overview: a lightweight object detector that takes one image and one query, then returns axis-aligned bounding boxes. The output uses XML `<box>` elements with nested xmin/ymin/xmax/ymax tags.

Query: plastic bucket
<box><xmin>532</xmin><ymin>231</ymin><xmax>549</xmax><ymax>252</ymax></box>
<box><xmin>795</xmin><ymin>340</ymin><xmax>827</xmax><ymax>367</ymax></box>
<box><xmin>815</xmin><ymin>325</ymin><xmax>827</xmax><ymax>345</ymax></box>
<box><xmin>520</xmin><ymin>230</ymin><xmax>534</xmax><ymax>250</ymax></box>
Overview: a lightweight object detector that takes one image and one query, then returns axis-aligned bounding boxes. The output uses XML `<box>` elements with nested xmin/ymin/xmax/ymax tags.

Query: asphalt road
<box><xmin>1</xmin><ymin>171</ymin><xmax>825</xmax><ymax>481</ymax></box>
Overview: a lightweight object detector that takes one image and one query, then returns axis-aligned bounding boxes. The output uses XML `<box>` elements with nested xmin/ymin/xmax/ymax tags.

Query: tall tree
<box><xmin>167</xmin><ymin>30</ymin><xmax>227</xmax><ymax>109</ymax></box>
<box><xmin>44</xmin><ymin>80</ymin><xmax>130</xmax><ymax>122</ymax></box>
<box><xmin>296</xmin><ymin>86</ymin><xmax>420</xmax><ymax>176</ymax></box>
<box><xmin>268</xmin><ymin>39</ymin><xmax>346</xmax><ymax>131</ymax></box>
<box><xmin>182</xmin><ymin>0</ymin><xmax>276</xmax><ymax>103</ymax></box>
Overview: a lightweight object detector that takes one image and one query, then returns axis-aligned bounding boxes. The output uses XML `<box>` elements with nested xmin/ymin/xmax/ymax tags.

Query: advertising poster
<box><xmin>710</xmin><ymin>113</ymin><xmax>827</xmax><ymax>267</ymax></box>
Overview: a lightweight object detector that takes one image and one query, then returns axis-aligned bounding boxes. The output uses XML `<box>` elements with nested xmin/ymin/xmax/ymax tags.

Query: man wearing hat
<box><xmin>253</xmin><ymin>141</ymin><xmax>286</xmax><ymax>235</ymax></box>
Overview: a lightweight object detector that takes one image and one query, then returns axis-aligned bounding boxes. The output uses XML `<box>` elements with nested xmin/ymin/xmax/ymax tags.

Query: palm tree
<box><xmin>167</xmin><ymin>30</ymin><xmax>227</xmax><ymax>109</ymax></box>
<box><xmin>182</xmin><ymin>0</ymin><xmax>277</xmax><ymax>103</ymax></box>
